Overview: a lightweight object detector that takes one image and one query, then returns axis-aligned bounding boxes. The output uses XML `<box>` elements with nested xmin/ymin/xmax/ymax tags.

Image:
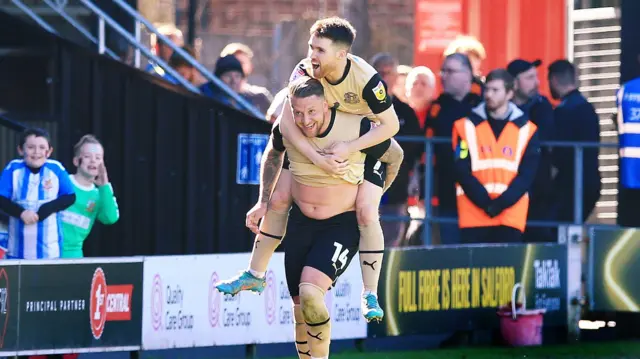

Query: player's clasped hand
<box><xmin>20</xmin><ymin>210</ymin><xmax>39</xmax><ymax>225</ymax></box>
<box><xmin>323</xmin><ymin>141</ymin><xmax>351</xmax><ymax>161</ymax></box>
<box><xmin>246</xmin><ymin>202</ymin><xmax>268</xmax><ymax>234</ymax></box>
<box><xmin>317</xmin><ymin>154</ymin><xmax>349</xmax><ymax>176</ymax></box>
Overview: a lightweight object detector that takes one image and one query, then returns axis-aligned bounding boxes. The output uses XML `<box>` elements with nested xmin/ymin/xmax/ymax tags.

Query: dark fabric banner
<box><xmin>18</xmin><ymin>261</ymin><xmax>143</xmax><ymax>351</ymax></box>
<box><xmin>370</xmin><ymin>243</ymin><xmax>567</xmax><ymax>337</ymax></box>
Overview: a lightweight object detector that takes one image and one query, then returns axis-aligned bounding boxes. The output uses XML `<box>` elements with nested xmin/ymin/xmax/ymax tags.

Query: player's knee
<box><xmin>356</xmin><ymin>203</ymin><xmax>379</xmax><ymax>226</ymax></box>
<box><xmin>269</xmin><ymin>188</ymin><xmax>292</xmax><ymax>213</ymax></box>
<box><xmin>299</xmin><ymin>282</ymin><xmax>329</xmax><ymax>324</ymax></box>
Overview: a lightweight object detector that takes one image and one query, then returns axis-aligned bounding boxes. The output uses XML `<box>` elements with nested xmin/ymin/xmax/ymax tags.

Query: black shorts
<box><xmin>281</xmin><ymin>153</ymin><xmax>386</xmax><ymax>189</ymax></box>
<box><xmin>363</xmin><ymin>155</ymin><xmax>386</xmax><ymax>188</ymax></box>
<box><xmin>284</xmin><ymin>203</ymin><xmax>360</xmax><ymax>297</ymax></box>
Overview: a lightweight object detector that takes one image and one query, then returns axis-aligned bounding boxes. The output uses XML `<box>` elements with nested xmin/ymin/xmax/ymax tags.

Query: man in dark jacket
<box><xmin>424</xmin><ymin>53</ymin><xmax>482</xmax><ymax>245</ymax></box>
<box><xmin>508</xmin><ymin>59</ymin><xmax>555</xmax><ymax>242</ymax></box>
<box><xmin>547</xmin><ymin>60</ymin><xmax>601</xmax><ymax>224</ymax></box>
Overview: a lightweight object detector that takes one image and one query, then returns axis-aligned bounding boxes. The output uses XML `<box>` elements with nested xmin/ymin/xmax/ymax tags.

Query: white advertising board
<box><xmin>141</xmin><ymin>252</ymin><xmax>367</xmax><ymax>349</ymax></box>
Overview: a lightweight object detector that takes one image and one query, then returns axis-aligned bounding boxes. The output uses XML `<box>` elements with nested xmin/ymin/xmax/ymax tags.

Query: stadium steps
<box><xmin>572</xmin><ymin>6</ymin><xmax>621</xmax><ymax>225</ymax></box>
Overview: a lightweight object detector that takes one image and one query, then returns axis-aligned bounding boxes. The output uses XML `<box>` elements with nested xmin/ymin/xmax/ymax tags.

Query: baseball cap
<box><xmin>507</xmin><ymin>59</ymin><xmax>542</xmax><ymax>77</ymax></box>
<box><xmin>214</xmin><ymin>55</ymin><xmax>245</xmax><ymax>78</ymax></box>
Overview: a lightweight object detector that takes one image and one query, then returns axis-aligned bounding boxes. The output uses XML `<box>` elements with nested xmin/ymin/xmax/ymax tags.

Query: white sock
<box><xmin>249</xmin><ymin>269</ymin><xmax>265</xmax><ymax>279</ymax></box>
<box><xmin>311</xmin><ymin>356</ymin><xmax>328</xmax><ymax>359</ymax></box>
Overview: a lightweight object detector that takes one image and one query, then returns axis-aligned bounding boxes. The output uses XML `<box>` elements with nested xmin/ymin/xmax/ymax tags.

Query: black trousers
<box><xmin>460</xmin><ymin>225</ymin><xmax>523</xmax><ymax>244</ymax></box>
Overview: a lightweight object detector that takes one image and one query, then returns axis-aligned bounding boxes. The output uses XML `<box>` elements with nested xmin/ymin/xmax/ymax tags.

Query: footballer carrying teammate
<box><xmin>217</xmin><ymin>17</ymin><xmax>400</xmax><ymax>323</ymax></box>
<box><xmin>275</xmin><ymin>76</ymin><xmax>402</xmax><ymax>359</ymax></box>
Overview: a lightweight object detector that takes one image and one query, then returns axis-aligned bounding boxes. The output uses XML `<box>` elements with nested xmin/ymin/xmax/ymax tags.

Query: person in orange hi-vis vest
<box><xmin>452</xmin><ymin>69</ymin><xmax>541</xmax><ymax>244</ymax></box>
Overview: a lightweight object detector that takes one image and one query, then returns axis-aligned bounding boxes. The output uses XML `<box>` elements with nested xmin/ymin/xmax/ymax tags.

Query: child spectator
<box><xmin>0</xmin><ymin>128</ymin><xmax>75</xmax><ymax>259</ymax></box>
<box><xmin>60</xmin><ymin>135</ymin><xmax>119</xmax><ymax>258</ymax></box>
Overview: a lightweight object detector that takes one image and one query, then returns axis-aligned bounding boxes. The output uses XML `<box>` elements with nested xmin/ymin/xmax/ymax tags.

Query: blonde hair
<box><xmin>73</xmin><ymin>134</ymin><xmax>102</xmax><ymax>157</ymax></box>
<box><xmin>220</xmin><ymin>43</ymin><xmax>254</xmax><ymax>58</ymax></box>
<box><xmin>405</xmin><ymin>66</ymin><xmax>436</xmax><ymax>94</ymax></box>
<box><xmin>397</xmin><ymin>65</ymin><xmax>413</xmax><ymax>76</ymax></box>
<box><xmin>443</xmin><ymin>35</ymin><xmax>486</xmax><ymax>60</ymax></box>
<box><xmin>152</xmin><ymin>24</ymin><xmax>183</xmax><ymax>47</ymax></box>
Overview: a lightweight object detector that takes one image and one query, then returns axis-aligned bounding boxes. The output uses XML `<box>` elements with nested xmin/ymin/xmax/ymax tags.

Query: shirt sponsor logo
<box><xmin>372</xmin><ymin>81</ymin><xmax>387</xmax><ymax>102</ymax></box>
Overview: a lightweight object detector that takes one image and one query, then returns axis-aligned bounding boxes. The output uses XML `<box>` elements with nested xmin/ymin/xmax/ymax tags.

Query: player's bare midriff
<box><xmin>291</xmin><ymin>180</ymin><xmax>358</xmax><ymax>220</ymax></box>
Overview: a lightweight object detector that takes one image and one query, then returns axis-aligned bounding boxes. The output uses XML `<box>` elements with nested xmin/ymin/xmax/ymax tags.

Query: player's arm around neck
<box><xmin>379</xmin><ymin>138</ymin><xmax>404</xmax><ymax>192</ymax></box>
<box><xmin>347</xmin><ymin>106</ymin><xmax>400</xmax><ymax>153</ymax></box>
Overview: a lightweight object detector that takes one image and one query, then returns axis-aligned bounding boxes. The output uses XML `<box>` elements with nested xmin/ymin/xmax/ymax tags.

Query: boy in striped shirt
<box><xmin>0</xmin><ymin>128</ymin><xmax>75</xmax><ymax>259</ymax></box>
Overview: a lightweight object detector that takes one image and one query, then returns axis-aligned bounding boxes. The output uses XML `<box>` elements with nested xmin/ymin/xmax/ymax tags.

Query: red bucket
<box><xmin>497</xmin><ymin>283</ymin><xmax>546</xmax><ymax>347</ymax></box>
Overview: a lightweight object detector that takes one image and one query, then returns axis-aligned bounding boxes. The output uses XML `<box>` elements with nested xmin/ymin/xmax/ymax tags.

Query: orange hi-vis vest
<box><xmin>452</xmin><ymin>105</ymin><xmax>537</xmax><ymax>232</ymax></box>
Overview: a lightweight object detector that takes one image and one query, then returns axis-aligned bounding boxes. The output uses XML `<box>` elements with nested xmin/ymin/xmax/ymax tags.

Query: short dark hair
<box><xmin>369</xmin><ymin>52</ymin><xmax>397</xmax><ymax>70</ymax></box>
<box><xmin>485</xmin><ymin>68</ymin><xmax>515</xmax><ymax>92</ymax></box>
<box><xmin>309</xmin><ymin>17</ymin><xmax>356</xmax><ymax>48</ymax></box>
<box><xmin>288</xmin><ymin>76</ymin><xmax>325</xmax><ymax>100</ymax></box>
<box><xmin>169</xmin><ymin>45</ymin><xmax>197</xmax><ymax>69</ymax></box>
<box><xmin>444</xmin><ymin>53</ymin><xmax>473</xmax><ymax>74</ymax></box>
<box><xmin>73</xmin><ymin>134</ymin><xmax>102</xmax><ymax>157</ymax></box>
<box><xmin>548</xmin><ymin>59</ymin><xmax>576</xmax><ymax>86</ymax></box>
<box><xmin>21</xmin><ymin>128</ymin><xmax>51</xmax><ymax>148</ymax></box>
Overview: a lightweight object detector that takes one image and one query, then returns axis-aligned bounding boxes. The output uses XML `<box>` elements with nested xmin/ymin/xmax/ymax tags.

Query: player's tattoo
<box><xmin>378</xmin><ymin>138</ymin><xmax>404</xmax><ymax>192</ymax></box>
<box><xmin>258</xmin><ymin>138</ymin><xmax>285</xmax><ymax>204</ymax></box>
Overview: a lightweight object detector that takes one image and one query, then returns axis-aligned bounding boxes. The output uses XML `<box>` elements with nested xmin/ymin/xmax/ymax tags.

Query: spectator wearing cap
<box><xmin>421</xmin><ymin>53</ymin><xmax>482</xmax><ymax>245</ymax></box>
<box><xmin>508</xmin><ymin>59</ymin><xmax>555</xmax><ymax>242</ymax></box>
<box><xmin>370</xmin><ymin>53</ymin><xmax>422</xmax><ymax>247</ymax></box>
<box><xmin>220</xmin><ymin>43</ymin><xmax>273</xmax><ymax>114</ymax></box>
<box><xmin>547</xmin><ymin>59</ymin><xmax>601</xmax><ymax>225</ymax></box>
<box><xmin>200</xmin><ymin>55</ymin><xmax>271</xmax><ymax>115</ymax></box>
<box><xmin>199</xmin><ymin>55</ymin><xmax>244</xmax><ymax>107</ymax></box>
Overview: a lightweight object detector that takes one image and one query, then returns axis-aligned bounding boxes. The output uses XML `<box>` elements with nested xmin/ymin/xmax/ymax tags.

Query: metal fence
<box><xmin>384</xmin><ymin>135</ymin><xmax>620</xmax><ymax>245</ymax></box>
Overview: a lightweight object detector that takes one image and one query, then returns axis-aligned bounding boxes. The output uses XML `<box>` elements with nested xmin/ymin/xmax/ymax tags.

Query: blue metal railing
<box><xmin>9</xmin><ymin>0</ymin><xmax>265</xmax><ymax>119</ymax></box>
<box><xmin>385</xmin><ymin>135</ymin><xmax>619</xmax><ymax>245</ymax></box>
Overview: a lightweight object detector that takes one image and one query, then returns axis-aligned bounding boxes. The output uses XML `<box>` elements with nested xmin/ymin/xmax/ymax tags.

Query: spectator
<box><xmin>406</xmin><ymin>66</ymin><xmax>436</xmax><ymax>130</ymax></box>
<box><xmin>169</xmin><ymin>45</ymin><xmax>207</xmax><ymax>87</ymax></box>
<box><xmin>507</xmin><ymin>59</ymin><xmax>555</xmax><ymax>242</ymax></box>
<box><xmin>422</xmin><ymin>53</ymin><xmax>481</xmax><ymax>245</ymax></box>
<box><xmin>616</xmin><ymin>65</ymin><xmax>640</xmax><ymax>227</ymax></box>
<box><xmin>146</xmin><ymin>24</ymin><xmax>184</xmax><ymax>84</ymax></box>
<box><xmin>393</xmin><ymin>65</ymin><xmax>413</xmax><ymax>104</ymax></box>
<box><xmin>444</xmin><ymin>35</ymin><xmax>486</xmax><ymax>96</ymax></box>
<box><xmin>0</xmin><ymin>128</ymin><xmax>75</xmax><ymax>259</ymax></box>
<box><xmin>370</xmin><ymin>53</ymin><xmax>422</xmax><ymax>247</ymax></box>
<box><xmin>200</xmin><ymin>55</ymin><xmax>246</xmax><ymax>107</ymax></box>
<box><xmin>266</xmin><ymin>87</ymin><xmax>288</xmax><ymax>124</ymax></box>
<box><xmin>220</xmin><ymin>43</ymin><xmax>273</xmax><ymax>114</ymax></box>
<box><xmin>453</xmin><ymin>69</ymin><xmax>540</xmax><ymax>244</ymax></box>
<box><xmin>547</xmin><ymin>59</ymin><xmax>601</xmax><ymax>224</ymax></box>
<box><xmin>60</xmin><ymin>135</ymin><xmax>119</xmax><ymax>258</ymax></box>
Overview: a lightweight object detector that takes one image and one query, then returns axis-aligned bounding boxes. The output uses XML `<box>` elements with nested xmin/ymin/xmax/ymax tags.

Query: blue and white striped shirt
<box><xmin>0</xmin><ymin>159</ymin><xmax>75</xmax><ymax>259</ymax></box>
